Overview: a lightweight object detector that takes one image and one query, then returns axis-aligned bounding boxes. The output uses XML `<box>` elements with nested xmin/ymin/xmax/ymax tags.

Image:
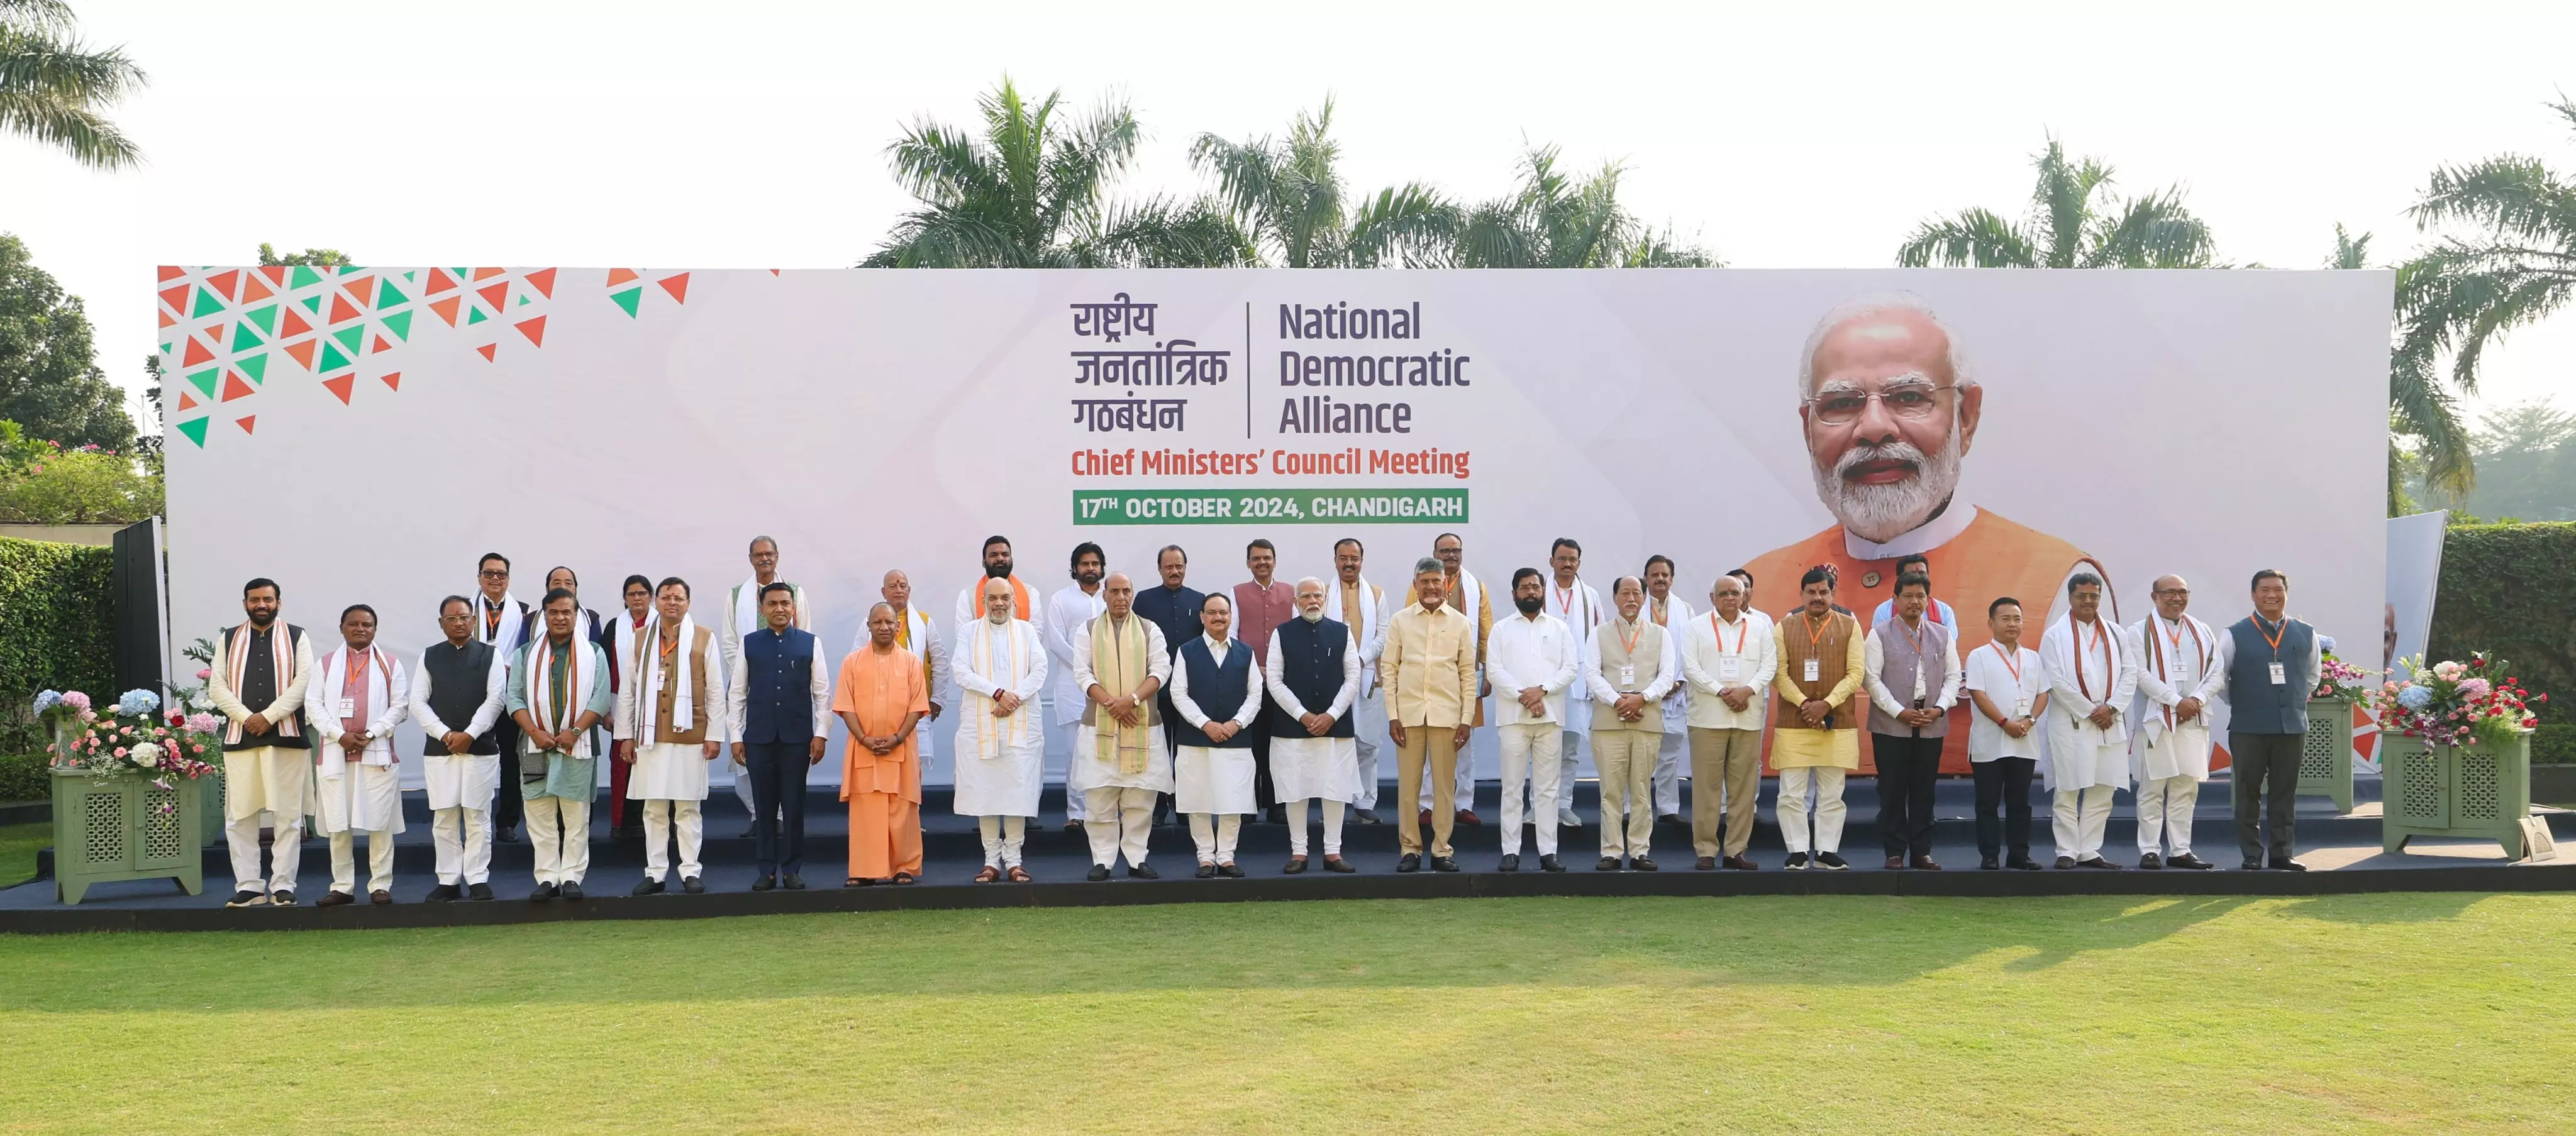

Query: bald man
<box><xmin>2128</xmin><ymin>574</ymin><xmax>2223</xmax><ymax>870</ymax></box>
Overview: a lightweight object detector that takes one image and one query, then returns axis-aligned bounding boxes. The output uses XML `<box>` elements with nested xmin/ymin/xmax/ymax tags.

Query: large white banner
<box><xmin>158</xmin><ymin>267</ymin><xmax>2392</xmax><ymax>783</ymax></box>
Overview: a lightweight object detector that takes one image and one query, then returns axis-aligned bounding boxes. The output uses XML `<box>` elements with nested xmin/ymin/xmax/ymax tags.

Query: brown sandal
<box><xmin>972</xmin><ymin>866</ymin><xmax>1002</xmax><ymax>883</ymax></box>
<box><xmin>1006</xmin><ymin>865</ymin><xmax>1032</xmax><ymax>883</ymax></box>
<box><xmin>845</xmin><ymin>877</ymin><xmax>871</xmax><ymax>888</ymax></box>
<box><xmin>891</xmin><ymin>873</ymin><xmax>916</xmax><ymax>886</ymax></box>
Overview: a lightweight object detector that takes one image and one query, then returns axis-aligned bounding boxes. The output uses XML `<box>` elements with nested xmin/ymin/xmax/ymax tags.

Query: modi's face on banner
<box><xmin>1799</xmin><ymin>303</ymin><xmax>1984</xmax><ymax>544</ymax></box>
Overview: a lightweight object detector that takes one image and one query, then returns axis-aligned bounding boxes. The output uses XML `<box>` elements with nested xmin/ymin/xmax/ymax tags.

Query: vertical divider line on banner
<box><xmin>1243</xmin><ymin>302</ymin><xmax>1253</xmax><ymax>438</ymax></box>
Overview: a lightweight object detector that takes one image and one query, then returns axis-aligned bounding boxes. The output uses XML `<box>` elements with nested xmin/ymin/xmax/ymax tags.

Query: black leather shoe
<box><xmin>1430</xmin><ymin>856</ymin><xmax>1458</xmax><ymax>873</ymax></box>
<box><xmin>1396</xmin><ymin>853</ymin><xmax>1421</xmax><ymax>873</ymax></box>
<box><xmin>1323</xmin><ymin>855</ymin><xmax>1355</xmax><ymax>873</ymax></box>
<box><xmin>464</xmin><ymin>883</ymin><xmax>491</xmax><ymax>901</ymax></box>
<box><xmin>559</xmin><ymin>881</ymin><xmax>582</xmax><ymax>900</ymax></box>
<box><xmin>1657</xmin><ymin>813</ymin><xmax>1685</xmax><ymax>827</ymax></box>
<box><xmin>316</xmin><ymin>891</ymin><xmax>353</xmax><ymax>907</ymax></box>
<box><xmin>530</xmin><ymin>882</ymin><xmax>558</xmax><ymax>902</ymax></box>
<box><xmin>1218</xmin><ymin>863</ymin><xmax>1245</xmax><ymax>878</ymax></box>
<box><xmin>1128</xmin><ymin>864</ymin><xmax>1159</xmax><ymax>880</ymax></box>
<box><xmin>681</xmin><ymin>876</ymin><xmax>705</xmax><ymax>893</ymax></box>
<box><xmin>2009</xmin><ymin>856</ymin><xmax>2042</xmax><ymax>871</ymax></box>
<box><xmin>2055</xmin><ymin>856</ymin><xmax>2079</xmax><ymax>870</ymax></box>
<box><xmin>2169</xmin><ymin>853</ymin><xmax>2215</xmax><ymax>871</ymax></box>
<box><xmin>1979</xmin><ymin>854</ymin><xmax>2000</xmax><ymax>871</ymax></box>
<box><xmin>1695</xmin><ymin>856</ymin><xmax>1717</xmax><ymax>871</ymax></box>
<box><xmin>784</xmin><ymin>874</ymin><xmax>805</xmax><ymax>890</ymax></box>
<box><xmin>632</xmin><ymin>878</ymin><xmax>665</xmax><ymax>896</ymax></box>
<box><xmin>2139</xmin><ymin>853</ymin><xmax>2163</xmax><ymax>871</ymax></box>
<box><xmin>737</xmin><ymin>825</ymin><xmax>755</xmax><ymax>839</ymax></box>
<box><xmin>1283</xmin><ymin>856</ymin><xmax>1308</xmax><ymax>874</ymax></box>
<box><xmin>1498</xmin><ymin>854</ymin><xmax>1520</xmax><ymax>872</ymax></box>
<box><xmin>2241</xmin><ymin>858</ymin><xmax>2265</xmax><ymax>871</ymax></box>
<box><xmin>2271</xmin><ymin>857</ymin><xmax>2309</xmax><ymax>872</ymax></box>
<box><xmin>1087</xmin><ymin>864</ymin><xmax>1113</xmax><ymax>882</ymax></box>
<box><xmin>425</xmin><ymin>883</ymin><xmax>461</xmax><ymax>903</ymax></box>
<box><xmin>2078</xmin><ymin>857</ymin><xmax>2121</xmax><ymax>871</ymax></box>
<box><xmin>1631</xmin><ymin>857</ymin><xmax>1658</xmax><ymax>872</ymax></box>
<box><xmin>1597</xmin><ymin>856</ymin><xmax>1622</xmax><ymax>871</ymax></box>
<box><xmin>752</xmin><ymin>874</ymin><xmax>776</xmax><ymax>891</ymax></box>
<box><xmin>1352</xmin><ymin>808</ymin><xmax>1383</xmax><ymax>825</ymax></box>
<box><xmin>370</xmin><ymin>890</ymin><xmax>392</xmax><ymax>905</ymax></box>
<box><xmin>1540</xmin><ymin>854</ymin><xmax>1565</xmax><ymax>873</ymax></box>
<box><xmin>1194</xmin><ymin>863</ymin><xmax>1217</xmax><ymax>878</ymax></box>
<box><xmin>1723</xmin><ymin>855</ymin><xmax>1760</xmax><ymax>871</ymax></box>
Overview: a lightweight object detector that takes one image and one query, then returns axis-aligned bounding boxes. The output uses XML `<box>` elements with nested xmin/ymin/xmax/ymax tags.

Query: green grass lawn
<box><xmin>1</xmin><ymin>893</ymin><xmax>2568</xmax><ymax>1133</ymax></box>
<box><xmin>0</xmin><ymin>821</ymin><xmax>45</xmax><ymax>888</ymax></box>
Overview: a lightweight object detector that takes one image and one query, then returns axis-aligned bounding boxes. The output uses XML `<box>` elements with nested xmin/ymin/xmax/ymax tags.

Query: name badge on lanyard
<box><xmin>1803</xmin><ymin>658</ymin><xmax>1821</xmax><ymax>683</ymax></box>
<box><xmin>1618</xmin><ymin>664</ymin><xmax>1636</xmax><ymax>687</ymax></box>
<box><xmin>1718</xmin><ymin>656</ymin><xmax>1741</xmax><ymax>682</ymax></box>
<box><xmin>657</xmin><ymin>671</ymin><xmax>669</xmax><ymax>692</ymax></box>
<box><xmin>2013</xmin><ymin>694</ymin><xmax>2031</xmax><ymax>718</ymax></box>
<box><xmin>2268</xmin><ymin>662</ymin><xmax>2287</xmax><ymax>686</ymax></box>
<box><xmin>336</xmin><ymin>697</ymin><xmax>355</xmax><ymax>717</ymax></box>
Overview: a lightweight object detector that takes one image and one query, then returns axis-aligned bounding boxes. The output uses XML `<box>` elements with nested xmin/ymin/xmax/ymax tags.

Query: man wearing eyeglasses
<box><xmin>1743</xmin><ymin>292</ymin><xmax>2106</xmax><ymax>780</ymax></box>
<box><xmin>471</xmin><ymin>553</ymin><xmax>534</xmax><ymax>843</ymax></box>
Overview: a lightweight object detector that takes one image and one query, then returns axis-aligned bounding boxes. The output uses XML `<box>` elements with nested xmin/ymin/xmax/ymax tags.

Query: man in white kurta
<box><xmin>1045</xmin><ymin>543</ymin><xmax>1110</xmax><ymax>827</ymax></box>
<box><xmin>208</xmin><ymin>579</ymin><xmax>317</xmax><ymax>907</ymax></box>
<box><xmin>2040</xmin><ymin>573</ymin><xmax>2136</xmax><ymax>869</ymax></box>
<box><xmin>1643</xmin><ymin>555</ymin><xmax>1698</xmax><ymax>823</ymax></box>
<box><xmin>513</xmin><ymin>590</ymin><xmax>615</xmax><ymax>899</ymax></box>
<box><xmin>412</xmin><ymin>597</ymin><xmax>508</xmax><ymax>901</ymax></box>
<box><xmin>1265</xmin><ymin>578</ymin><xmax>1365</xmax><ymax>873</ymax></box>
<box><xmin>1680</xmin><ymin>573</ymin><xmax>1773</xmax><ymax>871</ymax></box>
<box><xmin>614</xmin><ymin>578</ymin><xmax>733</xmax><ymax>895</ymax></box>
<box><xmin>1074</xmin><ymin>571</ymin><xmax>1170</xmax><ymax>879</ymax></box>
<box><xmin>721</xmin><ymin>536</ymin><xmax>813</xmax><ymax>834</ymax></box>
<box><xmin>303</xmin><ymin>604</ymin><xmax>406</xmax><ymax>907</ymax></box>
<box><xmin>1328</xmin><ymin>539</ymin><xmax>1389</xmax><ymax>824</ymax></box>
<box><xmin>2128</xmin><ymin>574</ymin><xmax>2224</xmax><ymax>870</ymax></box>
<box><xmin>954</xmin><ymin>576</ymin><xmax>1048</xmax><ymax>881</ymax></box>
<box><xmin>1488</xmin><ymin>568</ymin><xmax>1577</xmax><ymax>872</ymax></box>
<box><xmin>1172</xmin><ymin>593</ymin><xmax>1263</xmax><ymax>875</ymax></box>
<box><xmin>1543</xmin><ymin>539</ymin><xmax>1607</xmax><ymax>829</ymax></box>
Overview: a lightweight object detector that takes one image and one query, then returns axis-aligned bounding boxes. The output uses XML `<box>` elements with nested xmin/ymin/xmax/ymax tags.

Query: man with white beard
<box><xmin>1744</xmin><ymin>292</ymin><xmax>2108</xmax><ymax>778</ymax></box>
<box><xmin>2040</xmin><ymin>573</ymin><xmax>2134</xmax><ymax>870</ymax></box>
<box><xmin>2128</xmin><ymin>575</ymin><xmax>2223</xmax><ymax>869</ymax></box>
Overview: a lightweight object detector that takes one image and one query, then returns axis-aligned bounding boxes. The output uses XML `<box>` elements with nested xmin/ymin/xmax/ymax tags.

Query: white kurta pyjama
<box><xmin>1070</xmin><ymin>615</ymin><xmax>1174</xmax><ymax>792</ymax></box>
<box><xmin>952</xmin><ymin>617</ymin><xmax>1049</xmax><ymax>817</ymax></box>
<box><xmin>1263</xmin><ymin>622</ymin><xmax>1365</xmax><ymax>805</ymax></box>
<box><xmin>2039</xmin><ymin>614</ymin><xmax>2136</xmax><ymax>792</ymax></box>
<box><xmin>1172</xmin><ymin>636</ymin><xmax>1262</xmax><ymax>815</ymax></box>
<box><xmin>409</xmin><ymin>643</ymin><xmax>508</xmax><ymax>813</ymax></box>
<box><xmin>2129</xmin><ymin>613</ymin><xmax>2224</xmax><ymax>783</ymax></box>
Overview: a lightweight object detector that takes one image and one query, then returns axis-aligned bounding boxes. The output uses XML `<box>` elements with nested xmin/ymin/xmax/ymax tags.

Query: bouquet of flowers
<box><xmin>48</xmin><ymin>688</ymin><xmax>221</xmax><ymax>808</ymax></box>
<box><xmin>2372</xmin><ymin>652</ymin><xmax>2547</xmax><ymax>749</ymax></box>
<box><xmin>2313</xmin><ymin>651</ymin><xmax>2379</xmax><ymax>708</ymax></box>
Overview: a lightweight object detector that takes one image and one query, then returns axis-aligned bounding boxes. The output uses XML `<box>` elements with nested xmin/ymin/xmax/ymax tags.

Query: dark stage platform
<box><xmin>8</xmin><ymin>777</ymin><xmax>2572</xmax><ymax>934</ymax></box>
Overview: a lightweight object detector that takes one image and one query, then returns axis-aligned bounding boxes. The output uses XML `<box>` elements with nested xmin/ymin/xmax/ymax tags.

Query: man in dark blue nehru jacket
<box><xmin>726</xmin><ymin>583</ymin><xmax>830</xmax><ymax>891</ymax></box>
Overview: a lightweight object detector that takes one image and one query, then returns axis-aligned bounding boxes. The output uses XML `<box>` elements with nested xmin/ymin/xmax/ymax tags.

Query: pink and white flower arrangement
<box><xmin>2373</xmin><ymin>651</ymin><xmax>2546</xmax><ymax>749</ymax></box>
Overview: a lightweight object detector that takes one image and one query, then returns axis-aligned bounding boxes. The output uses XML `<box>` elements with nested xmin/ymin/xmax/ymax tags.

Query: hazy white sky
<box><xmin>6</xmin><ymin>0</ymin><xmax>2573</xmax><ymax>429</ymax></box>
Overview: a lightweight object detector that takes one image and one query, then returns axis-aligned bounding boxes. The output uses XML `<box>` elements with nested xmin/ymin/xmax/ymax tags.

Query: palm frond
<box><xmin>1896</xmin><ymin>208</ymin><xmax>2037</xmax><ymax>267</ymax></box>
<box><xmin>2408</xmin><ymin>155</ymin><xmax>2576</xmax><ymax>246</ymax></box>
<box><xmin>1346</xmin><ymin>183</ymin><xmax>1460</xmax><ymax>268</ymax></box>
<box><xmin>2083</xmin><ymin>187</ymin><xmax>2215</xmax><ymax>268</ymax></box>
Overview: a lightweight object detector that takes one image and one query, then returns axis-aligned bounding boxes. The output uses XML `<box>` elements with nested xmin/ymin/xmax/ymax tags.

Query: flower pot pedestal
<box><xmin>2382</xmin><ymin>731</ymin><xmax>2534</xmax><ymax>859</ymax></box>
<box><xmin>2299</xmin><ymin>698</ymin><xmax>2356</xmax><ymax>814</ymax></box>
<box><xmin>50</xmin><ymin>769</ymin><xmax>207</xmax><ymax>905</ymax></box>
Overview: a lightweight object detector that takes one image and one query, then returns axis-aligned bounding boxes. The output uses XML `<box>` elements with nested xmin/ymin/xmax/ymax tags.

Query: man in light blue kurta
<box><xmin>508</xmin><ymin>589</ymin><xmax>615</xmax><ymax>900</ymax></box>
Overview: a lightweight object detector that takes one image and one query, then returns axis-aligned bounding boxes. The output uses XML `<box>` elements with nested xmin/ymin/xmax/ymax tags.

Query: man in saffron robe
<box><xmin>835</xmin><ymin>602</ymin><xmax>930</xmax><ymax>885</ymax></box>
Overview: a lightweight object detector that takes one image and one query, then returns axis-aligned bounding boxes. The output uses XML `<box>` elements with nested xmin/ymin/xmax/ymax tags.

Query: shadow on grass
<box><xmin>0</xmin><ymin>891</ymin><xmax>2429</xmax><ymax>1015</ymax></box>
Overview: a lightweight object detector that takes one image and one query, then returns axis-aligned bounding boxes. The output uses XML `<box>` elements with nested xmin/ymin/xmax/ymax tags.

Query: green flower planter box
<box><xmin>2298</xmin><ymin>698</ymin><xmax>2356</xmax><ymax>814</ymax></box>
<box><xmin>2381</xmin><ymin>731</ymin><xmax>2534</xmax><ymax>859</ymax></box>
<box><xmin>51</xmin><ymin>769</ymin><xmax>208</xmax><ymax>904</ymax></box>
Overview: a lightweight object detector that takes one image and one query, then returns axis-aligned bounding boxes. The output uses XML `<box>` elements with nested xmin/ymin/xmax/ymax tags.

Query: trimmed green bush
<box><xmin>0</xmin><ymin>751</ymin><xmax>45</xmax><ymax>802</ymax></box>
<box><xmin>2533</xmin><ymin>724</ymin><xmax>2576</xmax><ymax>765</ymax></box>
<box><xmin>2428</xmin><ymin>522</ymin><xmax>2573</xmax><ymax>725</ymax></box>
<box><xmin>0</xmin><ymin>536</ymin><xmax>114</xmax><ymax>753</ymax></box>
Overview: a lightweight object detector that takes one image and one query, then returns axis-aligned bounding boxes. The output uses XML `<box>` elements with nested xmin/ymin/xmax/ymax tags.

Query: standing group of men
<box><xmin>198</xmin><ymin>525</ymin><xmax>2323</xmax><ymax>907</ymax></box>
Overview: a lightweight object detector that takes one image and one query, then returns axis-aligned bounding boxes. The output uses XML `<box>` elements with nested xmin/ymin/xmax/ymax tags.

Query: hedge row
<box><xmin>2426</xmin><ymin>522</ymin><xmax>2575</xmax><ymax>726</ymax></box>
<box><xmin>0</xmin><ymin>536</ymin><xmax>114</xmax><ymax>753</ymax></box>
<box><xmin>0</xmin><ymin>751</ymin><xmax>43</xmax><ymax>802</ymax></box>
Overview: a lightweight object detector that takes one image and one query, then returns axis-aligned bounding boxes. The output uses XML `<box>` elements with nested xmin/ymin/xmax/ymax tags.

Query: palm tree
<box><xmin>1187</xmin><ymin>97</ymin><xmax>1459</xmax><ymax>268</ymax></box>
<box><xmin>1896</xmin><ymin>136</ymin><xmax>2216</xmax><ymax>268</ymax></box>
<box><xmin>2392</xmin><ymin>96</ymin><xmax>2576</xmax><ymax>500</ymax></box>
<box><xmin>1</xmin><ymin>0</ymin><xmax>146</xmax><ymax>170</ymax></box>
<box><xmin>2331</xmin><ymin>224</ymin><xmax>2471</xmax><ymax>512</ymax></box>
<box><xmin>862</xmin><ymin>77</ymin><xmax>1249</xmax><ymax>268</ymax></box>
<box><xmin>1455</xmin><ymin>144</ymin><xmax>1716</xmax><ymax>268</ymax></box>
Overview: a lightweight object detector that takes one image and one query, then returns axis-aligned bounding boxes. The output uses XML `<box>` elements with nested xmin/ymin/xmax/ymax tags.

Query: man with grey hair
<box><xmin>2040</xmin><ymin>572</ymin><xmax>2133</xmax><ymax>869</ymax></box>
<box><xmin>723</xmin><ymin>534</ymin><xmax>812</xmax><ymax>834</ymax></box>
<box><xmin>1743</xmin><ymin>292</ymin><xmax>2104</xmax><ymax>778</ymax></box>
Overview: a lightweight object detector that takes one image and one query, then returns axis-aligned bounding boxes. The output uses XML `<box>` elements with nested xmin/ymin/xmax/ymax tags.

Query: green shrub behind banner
<box><xmin>0</xmin><ymin>536</ymin><xmax>114</xmax><ymax>752</ymax></box>
<box><xmin>2428</xmin><ymin>522</ymin><xmax>2575</xmax><ymax>725</ymax></box>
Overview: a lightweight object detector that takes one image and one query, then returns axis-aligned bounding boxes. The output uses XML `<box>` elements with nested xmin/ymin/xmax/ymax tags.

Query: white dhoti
<box><xmin>311</xmin><ymin>759</ymin><xmax>404</xmax><ymax>896</ymax></box>
<box><xmin>2133</xmin><ymin>720</ymin><xmax>2212</xmax><ymax>858</ymax></box>
<box><xmin>1075</xmin><ymin>722</ymin><xmax>1171</xmax><ymax>869</ymax></box>
<box><xmin>221</xmin><ymin>744</ymin><xmax>312</xmax><ymax>893</ymax></box>
<box><xmin>1272</xmin><ymin>734</ymin><xmax>1360</xmax><ymax>859</ymax></box>
<box><xmin>953</xmin><ymin>733</ymin><xmax>1045</xmax><ymax>818</ymax></box>
<box><xmin>2045</xmin><ymin>713</ymin><xmax>2128</xmax><ymax>863</ymax></box>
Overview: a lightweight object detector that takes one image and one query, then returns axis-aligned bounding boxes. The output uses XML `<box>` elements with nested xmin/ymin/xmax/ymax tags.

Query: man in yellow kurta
<box><xmin>1770</xmin><ymin>567</ymin><xmax>1867</xmax><ymax>870</ymax></box>
<box><xmin>834</xmin><ymin>603</ymin><xmax>930</xmax><ymax>886</ymax></box>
